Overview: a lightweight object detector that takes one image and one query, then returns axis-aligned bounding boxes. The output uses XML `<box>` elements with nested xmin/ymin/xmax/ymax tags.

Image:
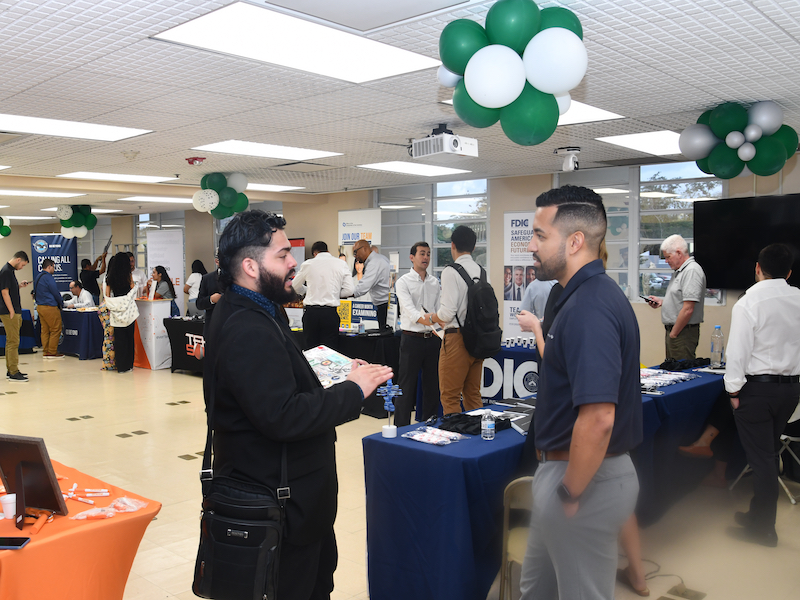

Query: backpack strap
<box><xmin>446</xmin><ymin>263</ymin><xmax>486</xmax><ymax>328</ymax></box>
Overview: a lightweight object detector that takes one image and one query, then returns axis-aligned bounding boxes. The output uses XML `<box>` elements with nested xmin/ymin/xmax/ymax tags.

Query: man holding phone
<box><xmin>0</xmin><ymin>251</ymin><xmax>31</xmax><ymax>382</ymax></box>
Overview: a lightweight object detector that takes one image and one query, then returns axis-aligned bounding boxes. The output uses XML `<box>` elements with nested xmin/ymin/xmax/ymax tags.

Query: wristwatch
<box><xmin>557</xmin><ymin>482</ymin><xmax>580</xmax><ymax>504</ymax></box>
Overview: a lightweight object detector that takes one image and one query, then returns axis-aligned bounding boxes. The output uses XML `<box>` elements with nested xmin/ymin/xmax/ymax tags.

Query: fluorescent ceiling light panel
<box><xmin>358</xmin><ymin>162</ymin><xmax>470</xmax><ymax>177</ymax></box>
<box><xmin>154</xmin><ymin>2</ymin><xmax>440</xmax><ymax>83</ymax></box>
<box><xmin>381</xmin><ymin>204</ymin><xmax>415</xmax><ymax>210</ymax></box>
<box><xmin>592</xmin><ymin>187</ymin><xmax>629</xmax><ymax>194</ymax></box>
<box><xmin>0</xmin><ymin>113</ymin><xmax>150</xmax><ymax>141</ymax></box>
<box><xmin>58</xmin><ymin>172</ymin><xmax>178</xmax><ymax>183</ymax></box>
<box><xmin>42</xmin><ymin>207</ymin><xmax>122</xmax><ymax>213</ymax></box>
<box><xmin>0</xmin><ymin>166</ymin><xmax>10</xmax><ymax>171</ymax></box>
<box><xmin>596</xmin><ymin>131</ymin><xmax>682</xmax><ymax>156</ymax></box>
<box><xmin>194</xmin><ymin>140</ymin><xmax>340</xmax><ymax>161</ymax></box>
<box><xmin>2</xmin><ymin>216</ymin><xmax>56</xmax><ymax>220</ymax></box>
<box><xmin>0</xmin><ymin>190</ymin><xmax>85</xmax><ymax>198</ymax></box>
<box><xmin>640</xmin><ymin>191</ymin><xmax>680</xmax><ymax>198</ymax></box>
<box><xmin>441</xmin><ymin>99</ymin><xmax>454</xmax><ymax>105</ymax></box>
<box><xmin>558</xmin><ymin>101</ymin><xmax>624</xmax><ymax>126</ymax></box>
<box><xmin>118</xmin><ymin>196</ymin><xmax>193</xmax><ymax>204</ymax></box>
<box><xmin>247</xmin><ymin>183</ymin><xmax>306</xmax><ymax>192</ymax></box>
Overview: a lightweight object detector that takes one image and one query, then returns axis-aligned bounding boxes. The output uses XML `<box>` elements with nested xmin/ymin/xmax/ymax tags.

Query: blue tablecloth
<box><xmin>481</xmin><ymin>345</ymin><xmax>540</xmax><ymax>403</ymax></box>
<box><xmin>363</xmin><ymin>371</ymin><xmax>724</xmax><ymax>599</ymax></box>
<box><xmin>364</xmin><ymin>426</ymin><xmax>524</xmax><ymax>600</ymax></box>
<box><xmin>59</xmin><ymin>310</ymin><xmax>103</xmax><ymax>360</ymax></box>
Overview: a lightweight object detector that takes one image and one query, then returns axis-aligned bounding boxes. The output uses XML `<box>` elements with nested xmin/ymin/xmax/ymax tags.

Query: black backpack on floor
<box><xmin>449</xmin><ymin>263</ymin><xmax>502</xmax><ymax>359</ymax></box>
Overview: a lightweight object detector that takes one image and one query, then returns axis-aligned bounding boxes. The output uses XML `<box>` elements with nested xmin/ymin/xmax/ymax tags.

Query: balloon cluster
<box><xmin>679</xmin><ymin>101</ymin><xmax>798</xmax><ymax>179</ymax></box>
<box><xmin>192</xmin><ymin>172</ymin><xmax>249</xmax><ymax>220</ymax></box>
<box><xmin>0</xmin><ymin>217</ymin><xmax>11</xmax><ymax>238</ymax></box>
<box><xmin>437</xmin><ymin>0</ymin><xmax>587</xmax><ymax>146</ymax></box>
<box><xmin>57</xmin><ymin>205</ymin><xmax>98</xmax><ymax>239</ymax></box>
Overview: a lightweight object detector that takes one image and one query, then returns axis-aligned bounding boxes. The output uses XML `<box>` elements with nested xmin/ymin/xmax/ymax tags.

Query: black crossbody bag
<box><xmin>193</xmin><ymin>312</ymin><xmax>290</xmax><ymax>600</ymax></box>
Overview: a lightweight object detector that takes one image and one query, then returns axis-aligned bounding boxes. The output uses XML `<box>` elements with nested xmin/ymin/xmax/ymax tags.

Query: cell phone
<box><xmin>639</xmin><ymin>295</ymin><xmax>655</xmax><ymax>304</ymax></box>
<box><xmin>0</xmin><ymin>537</ymin><xmax>30</xmax><ymax>550</ymax></box>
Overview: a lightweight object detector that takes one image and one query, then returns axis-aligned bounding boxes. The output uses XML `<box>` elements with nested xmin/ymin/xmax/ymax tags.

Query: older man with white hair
<box><xmin>646</xmin><ymin>234</ymin><xmax>706</xmax><ymax>360</ymax></box>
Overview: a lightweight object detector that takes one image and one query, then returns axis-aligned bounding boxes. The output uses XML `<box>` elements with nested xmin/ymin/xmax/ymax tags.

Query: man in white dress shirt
<box><xmin>725</xmin><ymin>243</ymin><xmax>800</xmax><ymax>547</ymax></box>
<box><xmin>429</xmin><ymin>226</ymin><xmax>484</xmax><ymax>415</ymax></box>
<box><xmin>352</xmin><ymin>239</ymin><xmax>391</xmax><ymax>329</ymax></box>
<box><xmin>64</xmin><ymin>280</ymin><xmax>96</xmax><ymax>308</ymax></box>
<box><xmin>394</xmin><ymin>242</ymin><xmax>441</xmax><ymax>426</ymax></box>
<box><xmin>292</xmin><ymin>241</ymin><xmax>354</xmax><ymax>351</ymax></box>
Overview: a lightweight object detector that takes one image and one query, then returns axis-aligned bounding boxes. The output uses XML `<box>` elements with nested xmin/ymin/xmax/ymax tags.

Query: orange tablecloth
<box><xmin>0</xmin><ymin>460</ymin><xmax>161</xmax><ymax>599</ymax></box>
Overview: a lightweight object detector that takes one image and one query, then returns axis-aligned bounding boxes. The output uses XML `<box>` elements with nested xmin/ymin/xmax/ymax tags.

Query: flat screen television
<box><xmin>693</xmin><ymin>194</ymin><xmax>800</xmax><ymax>290</ymax></box>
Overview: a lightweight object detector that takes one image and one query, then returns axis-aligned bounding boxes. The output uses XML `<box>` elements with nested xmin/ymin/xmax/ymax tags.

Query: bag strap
<box><xmin>33</xmin><ymin>272</ymin><xmax>46</xmax><ymax>303</ymax></box>
<box><xmin>201</xmin><ymin>308</ymin><xmax>289</xmax><ymax>509</ymax></box>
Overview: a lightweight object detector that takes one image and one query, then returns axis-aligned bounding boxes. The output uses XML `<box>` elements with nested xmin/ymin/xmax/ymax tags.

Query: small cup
<box><xmin>0</xmin><ymin>493</ymin><xmax>17</xmax><ymax>519</ymax></box>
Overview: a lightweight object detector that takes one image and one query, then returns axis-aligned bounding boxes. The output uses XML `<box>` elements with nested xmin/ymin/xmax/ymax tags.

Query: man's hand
<box><xmin>516</xmin><ymin>310</ymin><xmax>542</xmax><ymax>334</ymax></box>
<box><xmin>346</xmin><ymin>362</ymin><xmax>393</xmax><ymax>398</ymax></box>
<box><xmin>563</xmin><ymin>500</ymin><xmax>579</xmax><ymax>518</ymax></box>
<box><xmin>729</xmin><ymin>395</ymin><xmax>740</xmax><ymax>410</ymax></box>
<box><xmin>19</xmin><ymin>280</ymin><xmax>29</xmax><ymax>288</ymax></box>
<box><xmin>647</xmin><ymin>296</ymin><xmax>662</xmax><ymax>308</ymax></box>
<box><xmin>210</xmin><ymin>293</ymin><xmax>222</xmax><ymax>304</ymax></box>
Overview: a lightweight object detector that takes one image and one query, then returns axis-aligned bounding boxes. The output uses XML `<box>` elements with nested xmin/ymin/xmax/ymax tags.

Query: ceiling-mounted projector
<box><xmin>411</xmin><ymin>124</ymin><xmax>478</xmax><ymax>159</ymax></box>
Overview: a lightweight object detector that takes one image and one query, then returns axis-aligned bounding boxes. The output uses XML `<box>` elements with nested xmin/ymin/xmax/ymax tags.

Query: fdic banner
<box><xmin>30</xmin><ymin>234</ymin><xmax>78</xmax><ymax>292</ymax></box>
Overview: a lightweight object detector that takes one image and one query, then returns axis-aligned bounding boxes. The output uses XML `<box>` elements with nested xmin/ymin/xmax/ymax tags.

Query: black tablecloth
<box><xmin>59</xmin><ymin>310</ymin><xmax>103</xmax><ymax>360</ymax></box>
<box><xmin>164</xmin><ymin>318</ymin><xmax>205</xmax><ymax>373</ymax></box>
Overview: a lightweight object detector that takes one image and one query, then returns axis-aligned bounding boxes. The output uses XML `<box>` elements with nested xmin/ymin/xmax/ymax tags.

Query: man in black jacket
<box><xmin>196</xmin><ymin>253</ymin><xmax>221</xmax><ymax>331</ymax></box>
<box><xmin>205</xmin><ymin>210</ymin><xmax>392</xmax><ymax>600</ymax></box>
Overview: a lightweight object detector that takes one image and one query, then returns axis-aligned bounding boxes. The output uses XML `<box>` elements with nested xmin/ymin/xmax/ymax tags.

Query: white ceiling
<box><xmin>0</xmin><ymin>0</ymin><xmax>799</xmax><ymax>220</ymax></box>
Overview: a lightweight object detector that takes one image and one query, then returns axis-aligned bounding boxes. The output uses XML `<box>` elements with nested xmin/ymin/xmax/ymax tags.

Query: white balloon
<box><xmin>523</xmin><ymin>28</ymin><xmax>588</xmax><ymax>96</ymax></box>
<box><xmin>227</xmin><ymin>172</ymin><xmax>248</xmax><ymax>194</ymax></box>
<box><xmin>61</xmin><ymin>226</ymin><xmax>75</xmax><ymax>239</ymax></box>
<box><xmin>678</xmin><ymin>124</ymin><xmax>720</xmax><ymax>160</ymax></box>
<box><xmin>555</xmin><ymin>93</ymin><xmax>572</xmax><ymax>115</ymax></box>
<box><xmin>737</xmin><ymin>142</ymin><xmax>756</xmax><ymax>162</ymax></box>
<box><xmin>56</xmin><ymin>204</ymin><xmax>73</xmax><ymax>220</ymax></box>
<box><xmin>737</xmin><ymin>165</ymin><xmax>753</xmax><ymax>178</ymax></box>
<box><xmin>73</xmin><ymin>225</ymin><xmax>88</xmax><ymax>238</ymax></box>
<box><xmin>725</xmin><ymin>131</ymin><xmax>745</xmax><ymax>149</ymax></box>
<box><xmin>748</xmin><ymin>101</ymin><xmax>783</xmax><ymax>136</ymax></box>
<box><xmin>743</xmin><ymin>123</ymin><xmax>762</xmax><ymax>143</ymax></box>
<box><xmin>437</xmin><ymin>64</ymin><xmax>463</xmax><ymax>88</ymax></box>
<box><xmin>464</xmin><ymin>45</ymin><xmax>526</xmax><ymax>109</ymax></box>
<box><xmin>192</xmin><ymin>189</ymin><xmax>220</xmax><ymax>213</ymax></box>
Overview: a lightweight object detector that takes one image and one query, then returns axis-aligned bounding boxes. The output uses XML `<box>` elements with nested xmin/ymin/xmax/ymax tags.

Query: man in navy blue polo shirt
<box><xmin>519</xmin><ymin>186</ymin><xmax>642</xmax><ymax>600</ymax></box>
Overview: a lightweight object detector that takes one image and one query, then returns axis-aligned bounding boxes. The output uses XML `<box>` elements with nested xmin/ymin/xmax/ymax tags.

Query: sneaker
<box><xmin>7</xmin><ymin>371</ymin><xmax>27</xmax><ymax>377</ymax></box>
<box><xmin>43</xmin><ymin>354</ymin><xmax>65</xmax><ymax>359</ymax></box>
<box><xmin>7</xmin><ymin>372</ymin><xmax>28</xmax><ymax>382</ymax></box>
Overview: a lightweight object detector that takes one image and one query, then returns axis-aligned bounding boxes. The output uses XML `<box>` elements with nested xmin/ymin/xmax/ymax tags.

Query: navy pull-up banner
<box><xmin>30</xmin><ymin>234</ymin><xmax>78</xmax><ymax>292</ymax></box>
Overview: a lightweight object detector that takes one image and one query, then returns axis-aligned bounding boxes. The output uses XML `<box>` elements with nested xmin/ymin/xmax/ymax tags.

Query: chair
<box><xmin>728</xmin><ymin>433</ymin><xmax>800</xmax><ymax>505</ymax></box>
<box><xmin>499</xmin><ymin>476</ymin><xmax>534</xmax><ymax>600</ymax></box>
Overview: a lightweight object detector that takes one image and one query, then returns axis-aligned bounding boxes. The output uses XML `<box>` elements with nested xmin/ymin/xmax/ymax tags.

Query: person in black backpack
<box><xmin>428</xmin><ymin>225</ymin><xmax>500</xmax><ymax>415</ymax></box>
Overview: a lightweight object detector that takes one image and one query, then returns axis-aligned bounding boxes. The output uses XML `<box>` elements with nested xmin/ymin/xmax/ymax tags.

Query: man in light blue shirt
<box><xmin>34</xmin><ymin>258</ymin><xmax>64</xmax><ymax>359</ymax></box>
<box><xmin>352</xmin><ymin>240</ymin><xmax>391</xmax><ymax>328</ymax></box>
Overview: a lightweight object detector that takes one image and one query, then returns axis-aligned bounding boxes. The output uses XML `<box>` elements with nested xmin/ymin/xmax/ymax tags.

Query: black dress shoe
<box><xmin>727</xmin><ymin>525</ymin><xmax>778</xmax><ymax>547</ymax></box>
<box><xmin>734</xmin><ymin>511</ymin><xmax>753</xmax><ymax>527</ymax></box>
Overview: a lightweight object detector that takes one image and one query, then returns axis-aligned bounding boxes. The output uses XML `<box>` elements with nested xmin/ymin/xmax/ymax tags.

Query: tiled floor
<box><xmin>1</xmin><ymin>352</ymin><xmax>798</xmax><ymax>599</ymax></box>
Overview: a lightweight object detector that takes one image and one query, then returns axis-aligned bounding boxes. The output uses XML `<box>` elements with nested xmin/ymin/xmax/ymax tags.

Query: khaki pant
<box><xmin>39</xmin><ymin>305</ymin><xmax>63</xmax><ymax>356</ymax></box>
<box><xmin>665</xmin><ymin>323</ymin><xmax>700</xmax><ymax>360</ymax></box>
<box><xmin>438</xmin><ymin>330</ymin><xmax>483</xmax><ymax>415</ymax></box>
<box><xmin>0</xmin><ymin>313</ymin><xmax>22</xmax><ymax>374</ymax></box>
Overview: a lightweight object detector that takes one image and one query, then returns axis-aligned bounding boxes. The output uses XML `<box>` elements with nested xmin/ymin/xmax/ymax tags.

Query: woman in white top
<box><xmin>104</xmin><ymin>252</ymin><xmax>139</xmax><ymax>373</ymax></box>
<box><xmin>184</xmin><ymin>260</ymin><xmax>207</xmax><ymax>317</ymax></box>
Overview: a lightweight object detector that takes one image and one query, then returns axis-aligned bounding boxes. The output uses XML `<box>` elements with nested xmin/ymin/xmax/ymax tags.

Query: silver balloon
<box><xmin>737</xmin><ymin>165</ymin><xmax>753</xmax><ymax>178</ymax></box>
<box><xmin>737</xmin><ymin>142</ymin><xmax>756</xmax><ymax>162</ymax></box>
<box><xmin>726</xmin><ymin>131</ymin><xmax>745</xmax><ymax>149</ymax></box>
<box><xmin>437</xmin><ymin>65</ymin><xmax>462</xmax><ymax>88</ymax></box>
<box><xmin>679</xmin><ymin>124</ymin><xmax>720</xmax><ymax>160</ymax></box>
<box><xmin>743</xmin><ymin>123</ymin><xmax>762</xmax><ymax>143</ymax></box>
<box><xmin>748</xmin><ymin>101</ymin><xmax>783</xmax><ymax>136</ymax></box>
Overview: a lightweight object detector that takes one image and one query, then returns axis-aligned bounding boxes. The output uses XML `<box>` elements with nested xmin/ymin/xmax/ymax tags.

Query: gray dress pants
<box><xmin>520</xmin><ymin>454</ymin><xmax>639</xmax><ymax>600</ymax></box>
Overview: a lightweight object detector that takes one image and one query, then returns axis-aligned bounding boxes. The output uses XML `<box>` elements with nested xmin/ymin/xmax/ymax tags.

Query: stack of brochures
<box><xmin>302</xmin><ymin>346</ymin><xmax>353</xmax><ymax>388</ymax></box>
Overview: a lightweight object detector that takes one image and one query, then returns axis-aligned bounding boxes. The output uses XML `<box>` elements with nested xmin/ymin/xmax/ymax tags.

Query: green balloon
<box><xmin>200</xmin><ymin>174</ymin><xmax>210</xmax><ymax>190</ymax></box>
<box><xmin>206</xmin><ymin>172</ymin><xmax>227</xmax><ymax>193</ymax></box>
<box><xmin>500</xmin><ymin>83</ymin><xmax>559</xmax><ymax>146</ymax></box>
<box><xmin>539</xmin><ymin>6</ymin><xmax>583</xmax><ymax>39</ymax></box>
<box><xmin>233</xmin><ymin>193</ymin><xmax>249</xmax><ymax>213</ymax></box>
<box><xmin>696</xmin><ymin>110</ymin><xmax>712</xmax><ymax>126</ymax></box>
<box><xmin>453</xmin><ymin>79</ymin><xmax>500</xmax><ymax>128</ymax></box>
<box><xmin>0</xmin><ymin>226</ymin><xmax>10</xmax><ymax>237</ymax></box>
<box><xmin>60</xmin><ymin>219</ymin><xmax>71</xmax><ymax>227</ymax></box>
<box><xmin>76</xmin><ymin>205</ymin><xmax>91</xmax><ymax>216</ymax></box>
<box><xmin>69</xmin><ymin>212</ymin><xmax>86</xmax><ymax>227</ymax></box>
<box><xmin>219</xmin><ymin>187</ymin><xmax>238</xmax><ymax>207</ymax></box>
<box><xmin>707</xmin><ymin>143</ymin><xmax>744</xmax><ymax>179</ymax></box>
<box><xmin>210</xmin><ymin>203</ymin><xmax>234</xmax><ymax>220</ymax></box>
<box><xmin>485</xmin><ymin>0</ymin><xmax>541</xmax><ymax>55</ymax></box>
<box><xmin>439</xmin><ymin>19</ymin><xmax>489</xmax><ymax>75</ymax></box>
<box><xmin>748</xmin><ymin>136</ymin><xmax>787</xmax><ymax>177</ymax></box>
<box><xmin>85</xmin><ymin>213</ymin><xmax>98</xmax><ymax>230</ymax></box>
<box><xmin>695</xmin><ymin>157</ymin><xmax>712</xmax><ymax>174</ymax></box>
<box><xmin>709</xmin><ymin>102</ymin><xmax>747</xmax><ymax>139</ymax></box>
<box><xmin>770</xmin><ymin>125</ymin><xmax>798</xmax><ymax>158</ymax></box>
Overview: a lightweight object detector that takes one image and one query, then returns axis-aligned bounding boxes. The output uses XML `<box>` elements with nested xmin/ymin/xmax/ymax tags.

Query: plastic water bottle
<box><xmin>481</xmin><ymin>410</ymin><xmax>496</xmax><ymax>440</ymax></box>
<box><xmin>711</xmin><ymin>326</ymin><xmax>725</xmax><ymax>368</ymax></box>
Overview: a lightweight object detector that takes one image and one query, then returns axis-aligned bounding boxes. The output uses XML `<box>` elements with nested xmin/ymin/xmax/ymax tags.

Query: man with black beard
<box><xmin>204</xmin><ymin>210</ymin><xmax>393</xmax><ymax>600</ymax></box>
